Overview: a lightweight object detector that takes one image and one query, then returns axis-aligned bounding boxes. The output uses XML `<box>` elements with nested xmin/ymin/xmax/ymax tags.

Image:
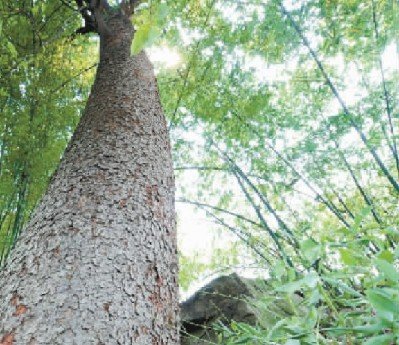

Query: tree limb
<box><xmin>279</xmin><ymin>2</ymin><xmax>399</xmax><ymax>193</ymax></box>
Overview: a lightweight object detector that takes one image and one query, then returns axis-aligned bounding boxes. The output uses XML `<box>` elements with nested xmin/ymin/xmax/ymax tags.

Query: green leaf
<box><xmin>276</xmin><ymin>272</ymin><xmax>319</xmax><ymax>293</ymax></box>
<box><xmin>156</xmin><ymin>3</ymin><xmax>169</xmax><ymax>23</ymax></box>
<box><xmin>377</xmin><ymin>250</ymin><xmax>394</xmax><ymax>263</ymax></box>
<box><xmin>300</xmin><ymin>238</ymin><xmax>320</xmax><ymax>262</ymax></box>
<box><xmin>271</xmin><ymin>259</ymin><xmax>286</xmax><ymax>280</ymax></box>
<box><xmin>234</xmin><ymin>336</ymin><xmax>255</xmax><ymax>344</ymax></box>
<box><xmin>351</xmin><ymin>322</ymin><xmax>386</xmax><ymax>334</ymax></box>
<box><xmin>32</xmin><ymin>5</ymin><xmax>39</xmax><ymax>16</ymax></box>
<box><xmin>0</xmin><ymin>88</ymin><xmax>8</xmax><ymax>98</ymax></box>
<box><xmin>130</xmin><ymin>2</ymin><xmax>168</xmax><ymax>56</ymax></box>
<box><xmin>364</xmin><ymin>334</ymin><xmax>394</xmax><ymax>345</ymax></box>
<box><xmin>383</xmin><ymin>226</ymin><xmax>399</xmax><ymax>237</ymax></box>
<box><xmin>285</xmin><ymin>340</ymin><xmax>300</xmax><ymax>345</ymax></box>
<box><xmin>352</xmin><ymin>206</ymin><xmax>371</xmax><ymax>232</ymax></box>
<box><xmin>366</xmin><ymin>289</ymin><xmax>398</xmax><ymax>321</ymax></box>
<box><xmin>276</xmin><ymin>280</ymin><xmax>303</xmax><ymax>293</ymax></box>
<box><xmin>322</xmin><ymin>276</ymin><xmax>363</xmax><ymax>297</ymax></box>
<box><xmin>339</xmin><ymin>248</ymin><xmax>358</xmax><ymax>266</ymax></box>
<box><xmin>308</xmin><ymin>287</ymin><xmax>321</xmax><ymax>304</ymax></box>
<box><xmin>131</xmin><ymin>22</ymin><xmax>152</xmax><ymax>55</ymax></box>
<box><xmin>131</xmin><ymin>22</ymin><xmax>161</xmax><ymax>55</ymax></box>
<box><xmin>374</xmin><ymin>258</ymin><xmax>399</xmax><ymax>282</ymax></box>
<box><xmin>302</xmin><ymin>272</ymin><xmax>319</xmax><ymax>288</ymax></box>
<box><xmin>7</xmin><ymin>41</ymin><xmax>17</xmax><ymax>58</ymax></box>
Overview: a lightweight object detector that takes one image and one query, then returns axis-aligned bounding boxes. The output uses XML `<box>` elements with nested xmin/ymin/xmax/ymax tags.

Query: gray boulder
<box><xmin>180</xmin><ymin>273</ymin><xmax>259</xmax><ymax>345</ymax></box>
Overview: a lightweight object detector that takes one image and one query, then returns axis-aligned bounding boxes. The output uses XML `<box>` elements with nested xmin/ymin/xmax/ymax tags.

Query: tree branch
<box><xmin>200</xmin><ymin>207</ymin><xmax>273</xmax><ymax>264</ymax></box>
<box><xmin>279</xmin><ymin>2</ymin><xmax>399</xmax><ymax>193</ymax></box>
<box><xmin>371</xmin><ymin>0</ymin><xmax>399</xmax><ymax>177</ymax></box>
<box><xmin>177</xmin><ymin>198</ymin><xmax>263</xmax><ymax>229</ymax></box>
<box><xmin>59</xmin><ymin>0</ymin><xmax>79</xmax><ymax>12</ymax></box>
<box><xmin>231</xmin><ymin>111</ymin><xmax>351</xmax><ymax>229</ymax></box>
<box><xmin>74</xmin><ymin>0</ymin><xmax>101</xmax><ymax>35</ymax></box>
<box><xmin>52</xmin><ymin>63</ymin><xmax>98</xmax><ymax>94</ymax></box>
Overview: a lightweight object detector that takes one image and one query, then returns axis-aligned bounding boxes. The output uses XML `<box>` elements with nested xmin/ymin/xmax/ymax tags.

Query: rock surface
<box><xmin>180</xmin><ymin>273</ymin><xmax>258</xmax><ymax>345</ymax></box>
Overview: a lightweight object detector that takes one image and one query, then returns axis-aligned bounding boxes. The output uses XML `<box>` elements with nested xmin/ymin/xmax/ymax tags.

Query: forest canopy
<box><xmin>0</xmin><ymin>0</ymin><xmax>398</xmax><ymax>343</ymax></box>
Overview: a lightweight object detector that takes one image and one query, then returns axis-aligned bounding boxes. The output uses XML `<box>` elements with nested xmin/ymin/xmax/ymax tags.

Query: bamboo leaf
<box><xmin>366</xmin><ymin>289</ymin><xmax>398</xmax><ymax>321</ymax></box>
<box><xmin>364</xmin><ymin>334</ymin><xmax>394</xmax><ymax>345</ymax></box>
<box><xmin>374</xmin><ymin>258</ymin><xmax>399</xmax><ymax>282</ymax></box>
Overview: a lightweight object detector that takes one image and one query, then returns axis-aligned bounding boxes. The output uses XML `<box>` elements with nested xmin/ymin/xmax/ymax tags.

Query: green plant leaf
<box><xmin>300</xmin><ymin>239</ymin><xmax>321</xmax><ymax>262</ymax></box>
<box><xmin>131</xmin><ymin>23</ymin><xmax>161</xmax><ymax>55</ymax></box>
<box><xmin>156</xmin><ymin>3</ymin><xmax>169</xmax><ymax>23</ymax></box>
<box><xmin>366</xmin><ymin>289</ymin><xmax>398</xmax><ymax>321</ymax></box>
<box><xmin>322</xmin><ymin>276</ymin><xmax>363</xmax><ymax>297</ymax></box>
<box><xmin>276</xmin><ymin>272</ymin><xmax>319</xmax><ymax>293</ymax></box>
<box><xmin>302</xmin><ymin>272</ymin><xmax>319</xmax><ymax>288</ymax></box>
<box><xmin>131</xmin><ymin>22</ymin><xmax>152</xmax><ymax>55</ymax></box>
<box><xmin>374</xmin><ymin>258</ymin><xmax>399</xmax><ymax>282</ymax></box>
<box><xmin>339</xmin><ymin>248</ymin><xmax>358</xmax><ymax>266</ymax></box>
<box><xmin>364</xmin><ymin>334</ymin><xmax>394</xmax><ymax>345</ymax></box>
<box><xmin>276</xmin><ymin>280</ymin><xmax>304</xmax><ymax>294</ymax></box>
<box><xmin>351</xmin><ymin>322</ymin><xmax>386</xmax><ymax>334</ymax></box>
<box><xmin>377</xmin><ymin>250</ymin><xmax>394</xmax><ymax>263</ymax></box>
<box><xmin>7</xmin><ymin>41</ymin><xmax>17</xmax><ymax>58</ymax></box>
<box><xmin>285</xmin><ymin>339</ymin><xmax>300</xmax><ymax>345</ymax></box>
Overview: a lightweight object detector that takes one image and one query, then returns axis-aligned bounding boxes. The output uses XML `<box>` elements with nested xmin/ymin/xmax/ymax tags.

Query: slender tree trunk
<box><xmin>0</xmin><ymin>12</ymin><xmax>179</xmax><ymax>345</ymax></box>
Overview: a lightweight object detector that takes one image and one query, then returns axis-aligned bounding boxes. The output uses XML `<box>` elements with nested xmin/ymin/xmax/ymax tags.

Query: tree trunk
<box><xmin>0</xmin><ymin>12</ymin><xmax>179</xmax><ymax>345</ymax></box>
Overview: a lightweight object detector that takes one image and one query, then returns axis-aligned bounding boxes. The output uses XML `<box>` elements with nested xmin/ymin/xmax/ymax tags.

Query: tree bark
<box><xmin>0</xmin><ymin>13</ymin><xmax>179</xmax><ymax>345</ymax></box>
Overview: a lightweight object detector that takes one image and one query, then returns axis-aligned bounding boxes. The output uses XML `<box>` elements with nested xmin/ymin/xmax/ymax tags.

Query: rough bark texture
<box><xmin>0</xmin><ymin>13</ymin><xmax>179</xmax><ymax>345</ymax></box>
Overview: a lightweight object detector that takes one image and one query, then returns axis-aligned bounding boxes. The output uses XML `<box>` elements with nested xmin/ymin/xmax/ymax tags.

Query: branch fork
<box><xmin>74</xmin><ymin>0</ymin><xmax>140</xmax><ymax>35</ymax></box>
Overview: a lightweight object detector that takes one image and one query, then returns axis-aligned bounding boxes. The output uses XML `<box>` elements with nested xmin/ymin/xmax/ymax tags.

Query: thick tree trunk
<box><xmin>0</xmin><ymin>13</ymin><xmax>179</xmax><ymax>345</ymax></box>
